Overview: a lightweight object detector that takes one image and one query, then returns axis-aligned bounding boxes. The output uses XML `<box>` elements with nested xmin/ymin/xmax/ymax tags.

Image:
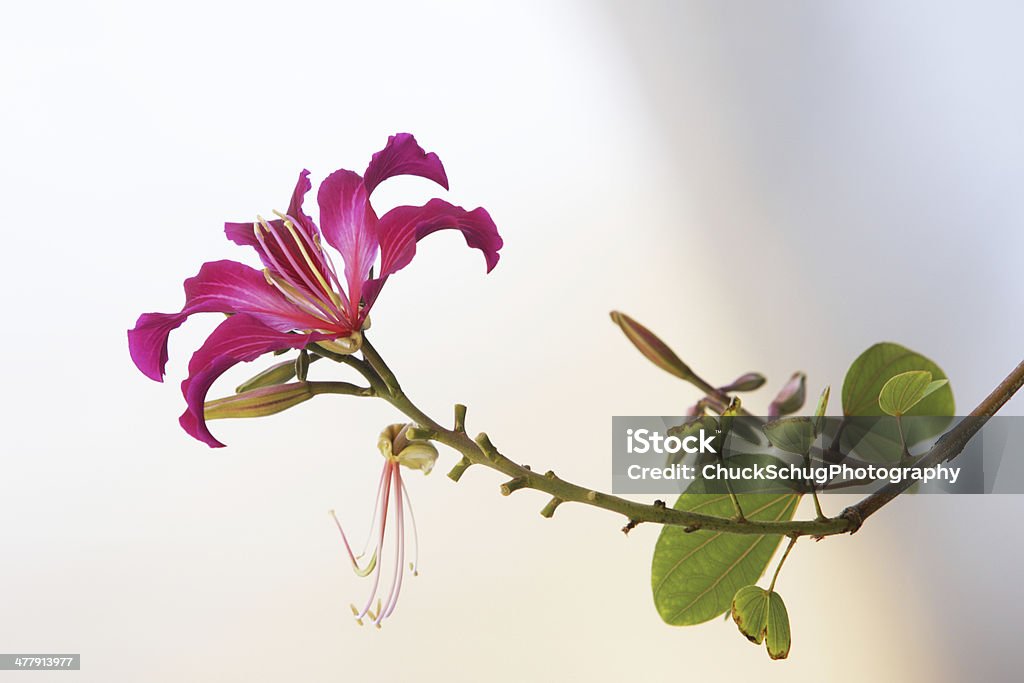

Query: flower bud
<box><xmin>720</xmin><ymin>372</ymin><xmax>767</xmax><ymax>393</ymax></box>
<box><xmin>610</xmin><ymin>311</ymin><xmax>694</xmax><ymax>381</ymax></box>
<box><xmin>768</xmin><ymin>372</ymin><xmax>806</xmax><ymax>418</ymax></box>
<box><xmin>235</xmin><ymin>359</ymin><xmax>297</xmax><ymax>393</ymax></box>
<box><xmin>204</xmin><ymin>382</ymin><xmax>313</xmax><ymax>420</ymax></box>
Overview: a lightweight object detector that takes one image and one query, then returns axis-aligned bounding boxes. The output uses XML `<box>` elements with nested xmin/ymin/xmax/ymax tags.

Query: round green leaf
<box><xmin>879</xmin><ymin>370</ymin><xmax>946</xmax><ymax>417</ymax></box>
<box><xmin>732</xmin><ymin>585</ymin><xmax>769</xmax><ymax>644</ymax></box>
<box><xmin>763</xmin><ymin>417</ymin><xmax>816</xmax><ymax>456</ymax></box>
<box><xmin>766</xmin><ymin>591</ymin><xmax>792</xmax><ymax>660</ymax></box>
<box><xmin>842</xmin><ymin>343</ymin><xmax>954</xmax><ymax>417</ymax></box>
<box><xmin>841</xmin><ymin>343</ymin><xmax>955</xmax><ymax>455</ymax></box>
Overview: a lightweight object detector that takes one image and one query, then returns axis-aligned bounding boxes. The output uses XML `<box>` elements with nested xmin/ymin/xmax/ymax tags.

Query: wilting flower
<box><xmin>331</xmin><ymin>424</ymin><xmax>436</xmax><ymax>627</ymax></box>
<box><xmin>128</xmin><ymin>134</ymin><xmax>503</xmax><ymax>447</ymax></box>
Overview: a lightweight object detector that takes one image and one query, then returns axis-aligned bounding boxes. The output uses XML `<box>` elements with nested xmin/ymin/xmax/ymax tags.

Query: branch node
<box><xmin>447</xmin><ymin>457</ymin><xmax>473</xmax><ymax>482</ymax></box>
<box><xmin>453</xmin><ymin>403</ymin><xmax>467</xmax><ymax>432</ymax></box>
<box><xmin>540</xmin><ymin>497</ymin><xmax>563</xmax><ymax>518</ymax></box>
<box><xmin>621</xmin><ymin>519</ymin><xmax>640</xmax><ymax>535</ymax></box>
<box><xmin>840</xmin><ymin>505</ymin><xmax>864</xmax><ymax>534</ymax></box>
<box><xmin>544</xmin><ymin>470</ymin><xmax>557</xmax><ymax>480</ymax></box>
<box><xmin>654</xmin><ymin>499</ymin><xmax>667</xmax><ymax>509</ymax></box>
<box><xmin>500</xmin><ymin>477</ymin><xmax>529</xmax><ymax>496</ymax></box>
<box><xmin>585</xmin><ymin>490</ymin><xmax>599</xmax><ymax>502</ymax></box>
<box><xmin>474</xmin><ymin>432</ymin><xmax>502</xmax><ymax>461</ymax></box>
<box><xmin>404</xmin><ymin>425</ymin><xmax>435</xmax><ymax>441</ymax></box>
<box><xmin>683</xmin><ymin>524</ymin><xmax>701</xmax><ymax>533</ymax></box>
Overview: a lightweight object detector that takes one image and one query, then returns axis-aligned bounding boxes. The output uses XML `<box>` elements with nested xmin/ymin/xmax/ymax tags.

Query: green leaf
<box><xmin>840</xmin><ymin>343</ymin><xmax>955</xmax><ymax>457</ymax></box>
<box><xmin>842</xmin><ymin>343</ymin><xmax>954</xmax><ymax>417</ymax></box>
<box><xmin>763</xmin><ymin>417</ymin><xmax>816</xmax><ymax>456</ymax></box>
<box><xmin>731</xmin><ymin>585</ymin><xmax>769</xmax><ymax>644</ymax></box>
<box><xmin>879</xmin><ymin>371</ymin><xmax>949</xmax><ymax>417</ymax></box>
<box><xmin>651</xmin><ymin>479</ymin><xmax>800</xmax><ymax>626</ymax></box>
<box><xmin>766</xmin><ymin>591</ymin><xmax>792</xmax><ymax>660</ymax></box>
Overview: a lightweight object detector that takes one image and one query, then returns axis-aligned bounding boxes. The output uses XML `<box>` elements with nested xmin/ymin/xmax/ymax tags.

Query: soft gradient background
<box><xmin>2</xmin><ymin>1</ymin><xmax>1022</xmax><ymax>681</ymax></box>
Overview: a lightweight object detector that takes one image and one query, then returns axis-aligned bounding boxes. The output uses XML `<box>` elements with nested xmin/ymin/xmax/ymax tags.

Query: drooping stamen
<box><xmin>400</xmin><ymin>477</ymin><xmax>420</xmax><ymax>576</ymax></box>
<box><xmin>378</xmin><ymin>465</ymin><xmax>406</xmax><ymax>623</ymax></box>
<box><xmin>355</xmin><ymin>461</ymin><xmax>393</xmax><ymax>621</ymax></box>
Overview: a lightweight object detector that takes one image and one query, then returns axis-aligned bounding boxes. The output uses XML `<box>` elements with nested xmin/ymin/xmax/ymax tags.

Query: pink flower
<box><xmin>128</xmin><ymin>134</ymin><xmax>503</xmax><ymax>447</ymax></box>
<box><xmin>331</xmin><ymin>424</ymin><xmax>437</xmax><ymax>627</ymax></box>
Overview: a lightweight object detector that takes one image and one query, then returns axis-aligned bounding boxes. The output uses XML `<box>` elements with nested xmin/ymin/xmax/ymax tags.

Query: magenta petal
<box><xmin>127</xmin><ymin>260</ymin><xmax>325</xmax><ymax>382</ymax></box>
<box><xmin>363</xmin><ymin>133</ymin><xmax>449</xmax><ymax>196</ymax></box>
<box><xmin>372</xmin><ymin>198</ymin><xmax>502</xmax><ymax>292</ymax></box>
<box><xmin>128</xmin><ymin>312</ymin><xmax>188</xmax><ymax>382</ymax></box>
<box><xmin>317</xmin><ymin>169</ymin><xmax>379</xmax><ymax>320</ymax></box>
<box><xmin>178</xmin><ymin>314</ymin><xmax>329</xmax><ymax>448</ymax></box>
<box><xmin>287</xmin><ymin>169</ymin><xmax>315</xmax><ymax>228</ymax></box>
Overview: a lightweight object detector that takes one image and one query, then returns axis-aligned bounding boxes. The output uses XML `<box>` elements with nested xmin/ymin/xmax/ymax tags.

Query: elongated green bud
<box><xmin>609</xmin><ymin>311</ymin><xmax>694</xmax><ymax>381</ymax></box>
<box><xmin>205</xmin><ymin>382</ymin><xmax>314</xmax><ymax>420</ymax></box>
<box><xmin>235</xmin><ymin>360</ymin><xmax>297</xmax><ymax>393</ymax></box>
<box><xmin>295</xmin><ymin>349</ymin><xmax>310</xmax><ymax>382</ymax></box>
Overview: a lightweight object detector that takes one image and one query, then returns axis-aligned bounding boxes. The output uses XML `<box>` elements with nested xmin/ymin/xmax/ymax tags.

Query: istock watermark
<box><xmin>611</xmin><ymin>415</ymin><xmax>1024</xmax><ymax>495</ymax></box>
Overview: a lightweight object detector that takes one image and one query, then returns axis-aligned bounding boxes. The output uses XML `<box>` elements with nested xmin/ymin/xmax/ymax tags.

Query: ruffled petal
<box><xmin>178</xmin><ymin>314</ymin><xmax>329</xmax><ymax>447</ymax></box>
<box><xmin>363</xmin><ymin>133</ymin><xmax>449</xmax><ymax>196</ymax></box>
<box><xmin>363</xmin><ymin>199</ymin><xmax>502</xmax><ymax>307</ymax></box>
<box><xmin>317</xmin><ymin>169</ymin><xmax>379</xmax><ymax>321</ymax></box>
<box><xmin>128</xmin><ymin>260</ymin><xmax>326</xmax><ymax>382</ymax></box>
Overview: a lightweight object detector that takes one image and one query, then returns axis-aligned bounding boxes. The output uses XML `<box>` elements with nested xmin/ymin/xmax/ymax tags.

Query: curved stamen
<box><xmin>274</xmin><ymin>211</ymin><xmax>348</xmax><ymax>312</ymax></box>
<box><xmin>255</xmin><ymin>217</ymin><xmax>342</xmax><ymax>321</ymax></box>
<box><xmin>355</xmin><ymin>461</ymin><xmax>393</xmax><ymax>621</ymax></box>
<box><xmin>329</xmin><ymin>509</ymin><xmax>377</xmax><ymax>578</ymax></box>
<box><xmin>263</xmin><ymin>269</ymin><xmax>337</xmax><ymax>322</ymax></box>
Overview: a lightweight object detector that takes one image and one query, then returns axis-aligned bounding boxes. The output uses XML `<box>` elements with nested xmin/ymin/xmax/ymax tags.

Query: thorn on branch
<box><xmin>622</xmin><ymin>519</ymin><xmax>640</xmax><ymax>535</ymax></box>
<box><xmin>453</xmin><ymin>404</ymin><xmax>467</xmax><ymax>433</ymax></box>
<box><xmin>654</xmin><ymin>499</ymin><xmax>667</xmax><ymax>509</ymax></box>
<box><xmin>540</xmin><ymin>497</ymin><xmax>563</xmax><ymax>518</ymax></box>
<box><xmin>500</xmin><ymin>477</ymin><xmax>529</xmax><ymax>496</ymax></box>
<box><xmin>447</xmin><ymin>457</ymin><xmax>473</xmax><ymax>482</ymax></box>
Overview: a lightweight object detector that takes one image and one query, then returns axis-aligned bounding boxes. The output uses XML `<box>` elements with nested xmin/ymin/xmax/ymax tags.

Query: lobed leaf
<box><xmin>651</xmin><ymin>475</ymin><xmax>800</xmax><ymax>626</ymax></box>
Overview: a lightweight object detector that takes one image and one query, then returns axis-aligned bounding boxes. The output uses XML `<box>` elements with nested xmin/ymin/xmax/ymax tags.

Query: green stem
<box><xmin>768</xmin><ymin>536</ymin><xmax>798</xmax><ymax>592</ymax></box>
<box><xmin>309</xmin><ymin>346</ymin><xmax>1024</xmax><ymax>539</ymax></box>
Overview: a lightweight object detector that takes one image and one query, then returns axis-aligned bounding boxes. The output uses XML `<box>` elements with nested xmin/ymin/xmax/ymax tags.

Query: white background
<box><xmin>2</xmin><ymin>1</ymin><xmax>1022</xmax><ymax>680</ymax></box>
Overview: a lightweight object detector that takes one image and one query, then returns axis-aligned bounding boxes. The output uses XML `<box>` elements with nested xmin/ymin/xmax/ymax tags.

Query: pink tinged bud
<box><xmin>720</xmin><ymin>372</ymin><xmax>767</xmax><ymax>393</ymax></box>
<box><xmin>768</xmin><ymin>372</ymin><xmax>807</xmax><ymax>418</ymax></box>
<box><xmin>203</xmin><ymin>382</ymin><xmax>313</xmax><ymax>420</ymax></box>
<box><xmin>610</xmin><ymin>311</ymin><xmax>694</xmax><ymax>381</ymax></box>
